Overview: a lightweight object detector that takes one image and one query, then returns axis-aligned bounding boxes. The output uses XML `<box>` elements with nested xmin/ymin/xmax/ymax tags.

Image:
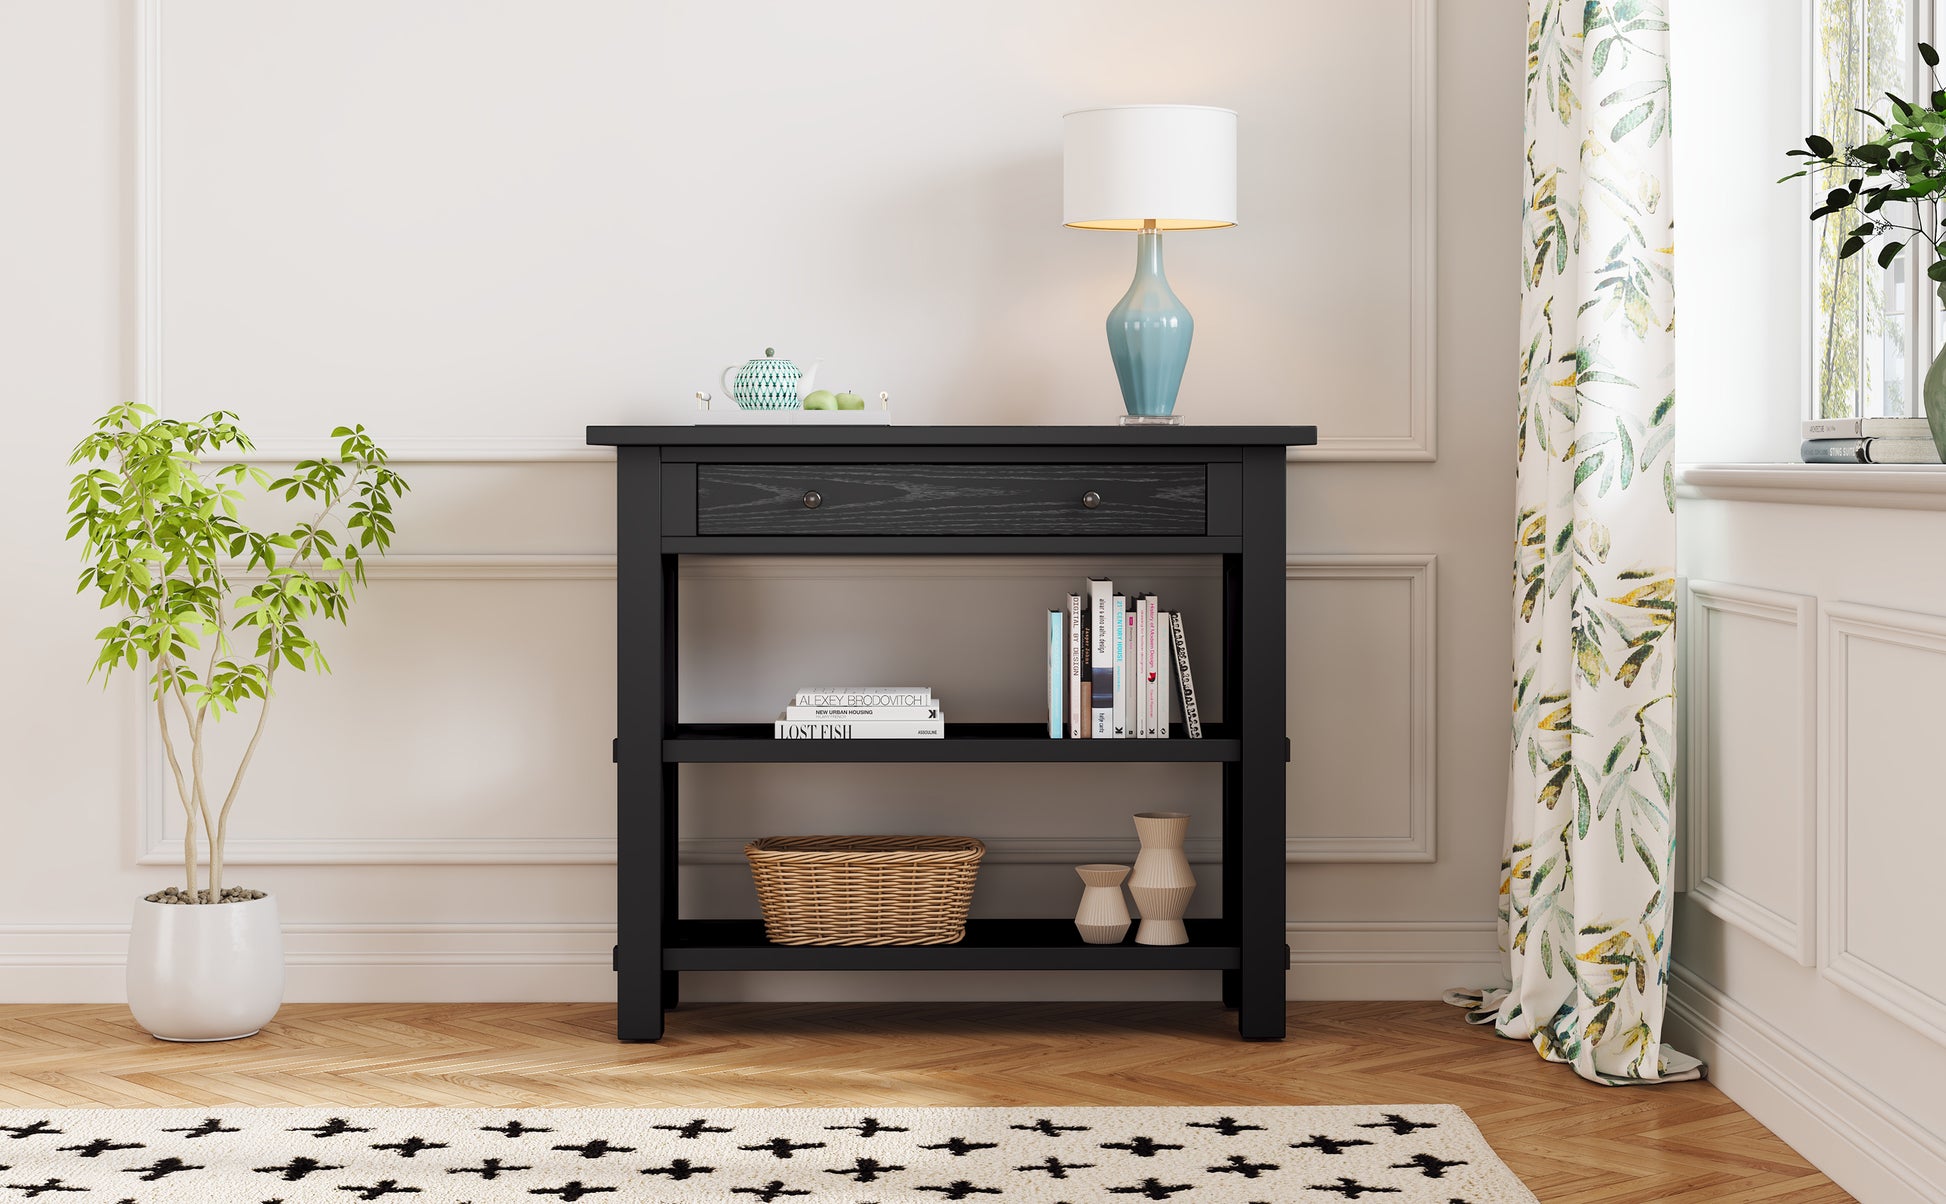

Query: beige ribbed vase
<box><xmin>1073</xmin><ymin>864</ymin><xmax>1132</xmax><ymax>945</ymax></box>
<box><xmin>1129</xmin><ymin>811</ymin><xmax>1195</xmax><ymax>945</ymax></box>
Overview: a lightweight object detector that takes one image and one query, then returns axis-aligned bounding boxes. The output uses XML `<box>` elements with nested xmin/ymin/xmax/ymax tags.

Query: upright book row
<box><xmin>1046</xmin><ymin>578</ymin><xmax>1202</xmax><ymax>739</ymax></box>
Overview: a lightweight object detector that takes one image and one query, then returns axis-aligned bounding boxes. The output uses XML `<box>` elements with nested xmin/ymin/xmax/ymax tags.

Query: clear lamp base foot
<box><xmin>1118</xmin><ymin>414</ymin><xmax>1183</xmax><ymax>426</ymax></box>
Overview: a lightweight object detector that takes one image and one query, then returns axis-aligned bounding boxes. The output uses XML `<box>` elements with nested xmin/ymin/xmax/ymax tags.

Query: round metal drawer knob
<box><xmin>1081</xmin><ymin>490</ymin><xmax>1102</xmax><ymax>509</ymax></box>
<box><xmin>802</xmin><ymin>490</ymin><xmax>823</xmax><ymax>509</ymax></box>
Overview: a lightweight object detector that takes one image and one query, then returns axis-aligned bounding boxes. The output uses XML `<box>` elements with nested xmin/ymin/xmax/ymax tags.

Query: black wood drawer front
<box><xmin>695</xmin><ymin>463</ymin><xmax>1206</xmax><ymax>535</ymax></box>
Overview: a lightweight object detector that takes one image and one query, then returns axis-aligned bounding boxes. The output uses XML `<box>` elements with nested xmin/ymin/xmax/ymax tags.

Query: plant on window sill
<box><xmin>1787</xmin><ymin>38</ymin><xmax>1946</xmax><ymax>461</ymax></box>
<box><xmin>65</xmin><ymin>405</ymin><xmax>408</xmax><ymax>903</ymax></box>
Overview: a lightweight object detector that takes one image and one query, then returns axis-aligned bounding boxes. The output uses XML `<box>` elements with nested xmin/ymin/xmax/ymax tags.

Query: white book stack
<box><xmin>775</xmin><ymin>687</ymin><xmax>943</xmax><ymax>739</ymax></box>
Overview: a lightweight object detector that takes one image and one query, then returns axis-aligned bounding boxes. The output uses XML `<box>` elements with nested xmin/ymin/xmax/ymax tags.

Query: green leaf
<box><xmin>1611</xmin><ymin>100</ymin><xmax>1654</xmax><ymax>142</ymax></box>
<box><xmin>1879</xmin><ymin>240</ymin><xmax>1907</xmax><ymax>268</ymax></box>
<box><xmin>1807</xmin><ymin>133</ymin><xmax>1836</xmax><ymax>156</ymax></box>
<box><xmin>1840</xmin><ymin>234</ymin><xmax>1867</xmax><ymax>259</ymax></box>
<box><xmin>1923</xmin><ymin>41</ymin><xmax>1939</xmax><ymax>68</ymax></box>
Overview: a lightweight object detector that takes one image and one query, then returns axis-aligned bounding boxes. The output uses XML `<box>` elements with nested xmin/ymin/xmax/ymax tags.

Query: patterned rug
<box><xmin>0</xmin><ymin>1105</ymin><xmax>1537</xmax><ymax>1202</ymax></box>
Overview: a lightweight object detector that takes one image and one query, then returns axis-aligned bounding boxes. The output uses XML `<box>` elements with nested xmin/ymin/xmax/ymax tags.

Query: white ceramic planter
<box><xmin>1073</xmin><ymin>863</ymin><xmax>1132</xmax><ymax>944</ymax></box>
<box><xmin>1129</xmin><ymin>811</ymin><xmax>1196</xmax><ymax>946</ymax></box>
<box><xmin>126</xmin><ymin>893</ymin><xmax>284</xmax><ymax>1042</ymax></box>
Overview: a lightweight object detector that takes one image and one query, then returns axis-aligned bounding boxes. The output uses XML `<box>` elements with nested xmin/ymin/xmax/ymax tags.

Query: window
<box><xmin>1812</xmin><ymin>0</ymin><xmax>1946</xmax><ymax>418</ymax></box>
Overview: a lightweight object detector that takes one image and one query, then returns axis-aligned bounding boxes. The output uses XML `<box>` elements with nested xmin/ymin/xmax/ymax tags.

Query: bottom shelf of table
<box><xmin>665</xmin><ymin>918</ymin><xmax>1240</xmax><ymax>972</ymax></box>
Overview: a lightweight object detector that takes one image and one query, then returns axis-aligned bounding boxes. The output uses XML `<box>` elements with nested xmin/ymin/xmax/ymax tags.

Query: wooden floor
<box><xmin>0</xmin><ymin>1000</ymin><xmax>1847</xmax><ymax>1202</ymax></box>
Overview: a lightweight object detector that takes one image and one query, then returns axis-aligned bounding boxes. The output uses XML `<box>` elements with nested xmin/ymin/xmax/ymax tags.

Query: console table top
<box><xmin>587</xmin><ymin>424</ymin><xmax>1317</xmax><ymax>448</ymax></box>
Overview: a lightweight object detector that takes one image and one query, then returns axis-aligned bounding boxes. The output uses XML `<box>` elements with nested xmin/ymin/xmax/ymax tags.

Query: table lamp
<box><xmin>1063</xmin><ymin>104</ymin><xmax>1237</xmax><ymax>425</ymax></box>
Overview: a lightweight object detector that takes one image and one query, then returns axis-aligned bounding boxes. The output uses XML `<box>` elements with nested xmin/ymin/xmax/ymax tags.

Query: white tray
<box><xmin>693</xmin><ymin>407</ymin><xmax>892</xmax><ymax>425</ymax></box>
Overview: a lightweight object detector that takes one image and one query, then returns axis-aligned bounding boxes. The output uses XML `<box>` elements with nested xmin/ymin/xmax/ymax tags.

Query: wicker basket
<box><xmin>745</xmin><ymin>835</ymin><xmax>985</xmax><ymax>946</ymax></box>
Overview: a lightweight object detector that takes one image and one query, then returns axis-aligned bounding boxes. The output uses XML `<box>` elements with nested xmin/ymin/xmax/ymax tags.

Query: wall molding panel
<box><xmin>1822</xmin><ymin>601</ymin><xmax>1946</xmax><ymax>1046</ymax></box>
<box><xmin>1681</xmin><ymin>580</ymin><xmax>1817</xmax><ymax>966</ymax></box>
<box><xmin>1283</xmin><ymin>555</ymin><xmax>1438</xmax><ymax>862</ymax></box>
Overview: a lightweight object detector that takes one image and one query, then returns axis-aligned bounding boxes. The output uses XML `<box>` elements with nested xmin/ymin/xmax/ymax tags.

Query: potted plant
<box><xmin>1786</xmin><ymin>38</ymin><xmax>1946</xmax><ymax>459</ymax></box>
<box><xmin>67</xmin><ymin>405</ymin><xmax>406</xmax><ymax>1040</ymax></box>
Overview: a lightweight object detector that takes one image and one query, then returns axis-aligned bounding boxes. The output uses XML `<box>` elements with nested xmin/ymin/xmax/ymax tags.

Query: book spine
<box><xmin>1861</xmin><ymin>417</ymin><xmax>1938</xmax><ymax>438</ymax></box>
<box><xmin>1047</xmin><ymin>609</ymin><xmax>1063</xmax><ymax>739</ymax></box>
<box><xmin>1112</xmin><ymin>594</ymin><xmax>1128</xmax><ymax>738</ymax></box>
<box><xmin>792</xmin><ymin>689</ymin><xmax>932</xmax><ymax>707</ymax></box>
<box><xmin>1862</xmin><ymin>436</ymin><xmax>1944</xmax><ymax>464</ymax></box>
<box><xmin>1143</xmin><ymin>596</ymin><xmax>1159</xmax><ymax>737</ymax></box>
<box><xmin>1801</xmin><ymin>438</ymin><xmax>1870</xmax><ymax>464</ymax></box>
<box><xmin>1122</xmin><ymin>607</ymin><xmax>1136</xmax><ymax>739</ymax></box>
<box><xmin>1089</xmin><ymin>579</ymin><xmax>1114</xmax><ymax>738</ymax></box>
<box><xmin>1157</xmin><ymin>611</ymin><xmax>1174</xmax><ymax>736</ymax></box>
<box><xmin>1802</xmin><ymin>418</ymin><xmax>1863</xmax><ymax>439</ymax></box>
<box><xmin>784</xmin><ymin>705</ymin><xmax>938</xmax><ymax>721</ymax></box>
<box><xmin>1171</xmin><ymin>612</ymin><xmax>1202</xmax><ymax>740</ymax></box>
<box><xmin>774</xmin><ymin>718</ymin><xmax>945</xmax><ymax>739</ymax></box>
<box><xmin>1067</xmin><ymin>593</ymin><xmax>1083</xmax><ymax>738</ymax></box>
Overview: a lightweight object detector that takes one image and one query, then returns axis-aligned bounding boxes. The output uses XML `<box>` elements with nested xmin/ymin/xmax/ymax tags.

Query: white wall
<box><xmin>0</xmin><ymin>1</ymin><xmax>1523</xmax><ymax>1006</ymax></box>
<box><xmin>1669</xmin><ymin>3</ymin><xmax>1946</xmax><ymax>1201</ymax></box>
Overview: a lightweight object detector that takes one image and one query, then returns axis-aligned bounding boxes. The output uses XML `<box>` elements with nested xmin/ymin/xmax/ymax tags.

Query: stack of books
<box><xmin>1801</xmin><ymin>417</ymin><xmax>1941</xmax><ymax>464</ymax></box>
<box><xmin>1046</xmin><ymin>577</ymin><xmax>1202</xmax><ymax>740</ymax></box>
<box><xmin>773</xmin><ymin>687</ymin><xmax>944</xmax><ymax>739</ymax></box>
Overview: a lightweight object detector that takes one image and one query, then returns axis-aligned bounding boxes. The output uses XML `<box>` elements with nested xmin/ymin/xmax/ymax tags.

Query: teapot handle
<box><xmin>719</xmin><ymin>364</ymin><xmax>740</xmax><ymax>406</ymax></box>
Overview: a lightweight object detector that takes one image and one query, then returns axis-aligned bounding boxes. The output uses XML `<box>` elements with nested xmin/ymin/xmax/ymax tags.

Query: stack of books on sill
<box><xmin>1801</xmin><ymin>417</ymin><xmax>1942</xmax><ymax>464</ymax></box>
<box><xmin>1047</xmin><ymin>577</ymin><xmax>1202</xmax><ymax>740</ymax></box>
<box><xmin>773</xmin><ymin>687</ymin><xmax>944</xmax><ymax>739</ymax></box>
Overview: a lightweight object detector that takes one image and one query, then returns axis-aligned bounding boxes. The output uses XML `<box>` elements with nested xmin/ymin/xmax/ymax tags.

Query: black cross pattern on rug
<box><xmin>730</xmin><ymin>1182</ymin><xmax>809</xmax><ymax>1201</ymax></box>
<box><xmin>1307</xmin><ymin>1177</ymin><xmax>1403</xmax><ymax>1198</ymax></box>
<box><xmin>253</xmin><ymin>1156</ymin><xmax>344</xmax><ymax>1181</ymax></box>
<box><xmin>915</xmin><ymin>1181</ymin><xmax>1002</xmax><ymax>1199</ymax></box>
<box><xmin>0</xmin><ymin>1124</ymin><xmax>60</xmax><ymax>1141</ymax></box>
<box><xmin>1356</xmin><ymin>1113</ymin><xmax>1438</xmax><ymax>1137</ymax></box>
<box><xmin>550</xmin><ymin>1138</ymin><xmax>635</xmax><ymax>1160</ymax></box>
<box><xmin>121</xmin><ymin>1156</ymin><xmax>202</xmax><ymax>1181</ymax></box>
<box><xmin>481</xmin><ymin>1120</ymin><xmax>552</xmax><ymax>1139</ymax></box>
<box><xmin>372</xmin><ymin>1136</ymin><xmax>448</xmax><ymax>1159</ymax></box>
<box><xmin>654</xmin><ymin>1118</ymin><xmax>731</xmax><ymax>1140</ymax></box>
<box><xmin>1100</xmin><ymin>1135</ymin><xmax>1184</xmax><ymax>1158</ymax></box>
<box><xmin>448</xmin><ymin>1157</ymin><xmax>530</xmax><ymax>1180</ymax></box>
<box><xmin>162</xmin><ymin>1116</ymin><xmax>240</xmax><ymax>1139</ymax></box>
<box><xmin>1292</xmin><ymin>1134</ymin><xmax>1374</xmax><ymax>1156</ymax></box>
<box><xmin>918</xmin><ymin>1137</ymin><xmax>997</xmax><ymax>1157</ymax></box>
<box><xmin>1107</xmin><ymin>1178</ymin><xmax>1195</xmax><ymax>1199</ymax></box>
<box><xmin>642</xmin><ymin>1157</ymin><xmax>714</xmax><ymax>1180</ymax></box>
<box><xmin>1210</xmin><ymin>1152</ymin><xmax>1279</xmax><ymax>1178</ymax></box>
<box><xmin>2</xmin><ymin>1181</ymin><xmax>85</xmax><ymax>1198</ymax></box>
<box><xmin>527</xmin><ymin>1184</ymin><xmax>614</xmax><ymax>1202</ymax></box>
<box><xmin>1011</xmin><ymin>1118</ymin><xmax>1089</xmax><ymax>1137</ymax></box>
<box><xmin>824</xmin><ymin>1155</ymin><xmax>903</xmax><ymax>1183</ymax></box>
<box><xmin>824</xmin><ymin>1116</ymin><xmax>907</xmax><ymax>1138</ymax></box>
<box><xmin>54</xmin><ymin>1138</ymin><xmax>142</xmax><ymax>1158</ymax></box>
<box><xmin>1015</xmin><ymin>1155</ymin><xmax>1094</xmax><ymax>1179</ymax></box>
<box><xmin>738</xmin><ymin>1136</ymin><xmax>824</xmax><ymax>1160</ymax></box>
<box><xmin>1391</xmin><ymin>1152</ymin><xmax>1468</xmax><ymax>1179</ymax></box>
<box><xmin>333</xmin><ymin>1182</ymin><xmax>421</xmax><ymax>1200</ymax></box>
<box><xmin>1187</xmin><ymin>1116</ymin><xmax>1265</xmax><ymax>1137</ymax></box>
<box><xmin>289</xmin><ymin>1118</ymin><xmax>373</xmax><ymax>1139</ymax></box>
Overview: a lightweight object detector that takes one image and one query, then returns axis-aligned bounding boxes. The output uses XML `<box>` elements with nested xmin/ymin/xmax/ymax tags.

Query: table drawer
<box><xmin>693</xmin><ymin>462</ymin><xmax>1207</xmax><ymax>535</ymax></box>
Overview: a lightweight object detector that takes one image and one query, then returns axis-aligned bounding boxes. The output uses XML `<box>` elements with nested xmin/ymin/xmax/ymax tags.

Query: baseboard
<box><xmin>0</xmin><ymin>920</ymin><xmax>1505</xmax><ymax>1005</ymax></box>
<box><xmin>1666</xmin><ymin>965</ymin><xmax>1946</xmax><ymax>1204</ymax></box>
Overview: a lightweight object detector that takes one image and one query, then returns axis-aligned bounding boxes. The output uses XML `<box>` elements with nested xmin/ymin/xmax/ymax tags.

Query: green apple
<box><xmin>834</xmin><ymin>391</ymin><xmax>866</xmax><ymax>410</ymax></box>
<box><xmin>801</xmin><ymin>389</ymin><xmax>838</xmax><ymax>411</ymax></box>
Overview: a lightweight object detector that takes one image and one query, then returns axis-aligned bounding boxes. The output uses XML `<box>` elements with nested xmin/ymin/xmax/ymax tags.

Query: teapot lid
<box><xmin>742</xmin><ymin>346</ymin><xmax>795</xmax><ymax>368</ymax></box>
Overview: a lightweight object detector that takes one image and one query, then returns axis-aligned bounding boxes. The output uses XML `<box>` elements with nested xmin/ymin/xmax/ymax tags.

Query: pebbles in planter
<box><xmin>143</xmin><ymin>886</ymin><xmax>267</xmax><ymax>904</ymax></box>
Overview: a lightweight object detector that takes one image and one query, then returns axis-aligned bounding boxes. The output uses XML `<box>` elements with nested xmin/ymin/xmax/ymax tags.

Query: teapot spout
<box><xmin>796</xmin><ymin>360</ymin><xmax>823</xmax><ymax>397</ymax></box>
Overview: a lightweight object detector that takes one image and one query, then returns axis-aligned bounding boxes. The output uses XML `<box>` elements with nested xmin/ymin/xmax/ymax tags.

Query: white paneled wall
<box><xmin>0</xmin><ymin>0</ymin><xmax>1522</xmax><ymax>1006</ymax></box>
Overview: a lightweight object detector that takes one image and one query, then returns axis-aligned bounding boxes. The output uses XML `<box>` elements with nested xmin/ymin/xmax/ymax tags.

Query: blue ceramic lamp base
<box><xmin>1106</xmin><ymin>227</ymin><xmax>1194</xmax><ymax>422</ymax></box>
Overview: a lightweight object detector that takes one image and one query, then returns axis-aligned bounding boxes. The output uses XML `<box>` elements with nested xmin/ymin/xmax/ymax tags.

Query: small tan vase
<box><xmin>1073</xmin><ymin>864</ymin><xmax>1132</xmax><ymax>945</ymax></box>
<box><xmin>1128</xmin><ymin>811</ymin><xmax>1195</xmax><ymax>946</ymax></box>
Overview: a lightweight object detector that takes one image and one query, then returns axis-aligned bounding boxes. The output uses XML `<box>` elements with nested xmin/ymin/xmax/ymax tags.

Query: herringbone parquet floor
<box><xmin>0</xmin><ymin>1001</ymin><xmax>1849</xmax><ymax>1202</ymax></box>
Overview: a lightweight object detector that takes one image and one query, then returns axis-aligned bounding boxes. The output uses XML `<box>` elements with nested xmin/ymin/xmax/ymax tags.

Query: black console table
<box><xmin>586</xmin><ymin>424</ymin><xmax>1316</xmax><ymax>1042</ymax></box>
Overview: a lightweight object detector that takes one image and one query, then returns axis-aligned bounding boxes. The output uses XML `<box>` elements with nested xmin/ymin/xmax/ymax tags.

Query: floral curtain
<box><xmin>1456</xmin><ymin>0</ymin><xmax>1699</xmax><ymax>1086</ymax></box>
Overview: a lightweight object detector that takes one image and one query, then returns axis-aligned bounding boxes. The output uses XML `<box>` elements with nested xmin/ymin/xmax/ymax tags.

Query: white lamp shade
<box><xmin>1063</xmin><ymin>105</ymin><xmax>1237</xmax><ymax>231</ymax></box>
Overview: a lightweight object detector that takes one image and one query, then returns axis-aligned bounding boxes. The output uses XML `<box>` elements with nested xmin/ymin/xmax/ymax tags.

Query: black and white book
<box><xmin>1088</xmin><ymin>579</ymin><xmax>1115</xmax><ymax>738</ymax></box>
<box><xmin>774</xmin><ymin>715</ymin><xmax>946</xmax><ymax>739</ymax></box>
<box><xmin>792</xmin><ymin>687</ymin><xmax>934</xmax><ymax>708</ymax></box>
<box><xmin>784</xmin><ymin>703</ymin><xmax>940</xmax><ymax>721</ymax></box>
<box><xmin>1170</xmin><ymin>611</ymin><xmax>1202</xmax><ymax>739</ymax></box>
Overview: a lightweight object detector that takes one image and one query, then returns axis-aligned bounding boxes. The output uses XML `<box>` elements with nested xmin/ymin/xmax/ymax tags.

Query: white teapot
<box><xmin>720</xmin><ymin>347</ymin><xmax>822</xmax><ymax>411</ymax></box>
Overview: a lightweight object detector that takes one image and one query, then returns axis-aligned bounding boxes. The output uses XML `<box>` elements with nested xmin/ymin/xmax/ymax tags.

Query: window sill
<box><xmin>1676</xmin><ymin>463</ymin><xmax>1946</xmax><ymax>511</ymax></box>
